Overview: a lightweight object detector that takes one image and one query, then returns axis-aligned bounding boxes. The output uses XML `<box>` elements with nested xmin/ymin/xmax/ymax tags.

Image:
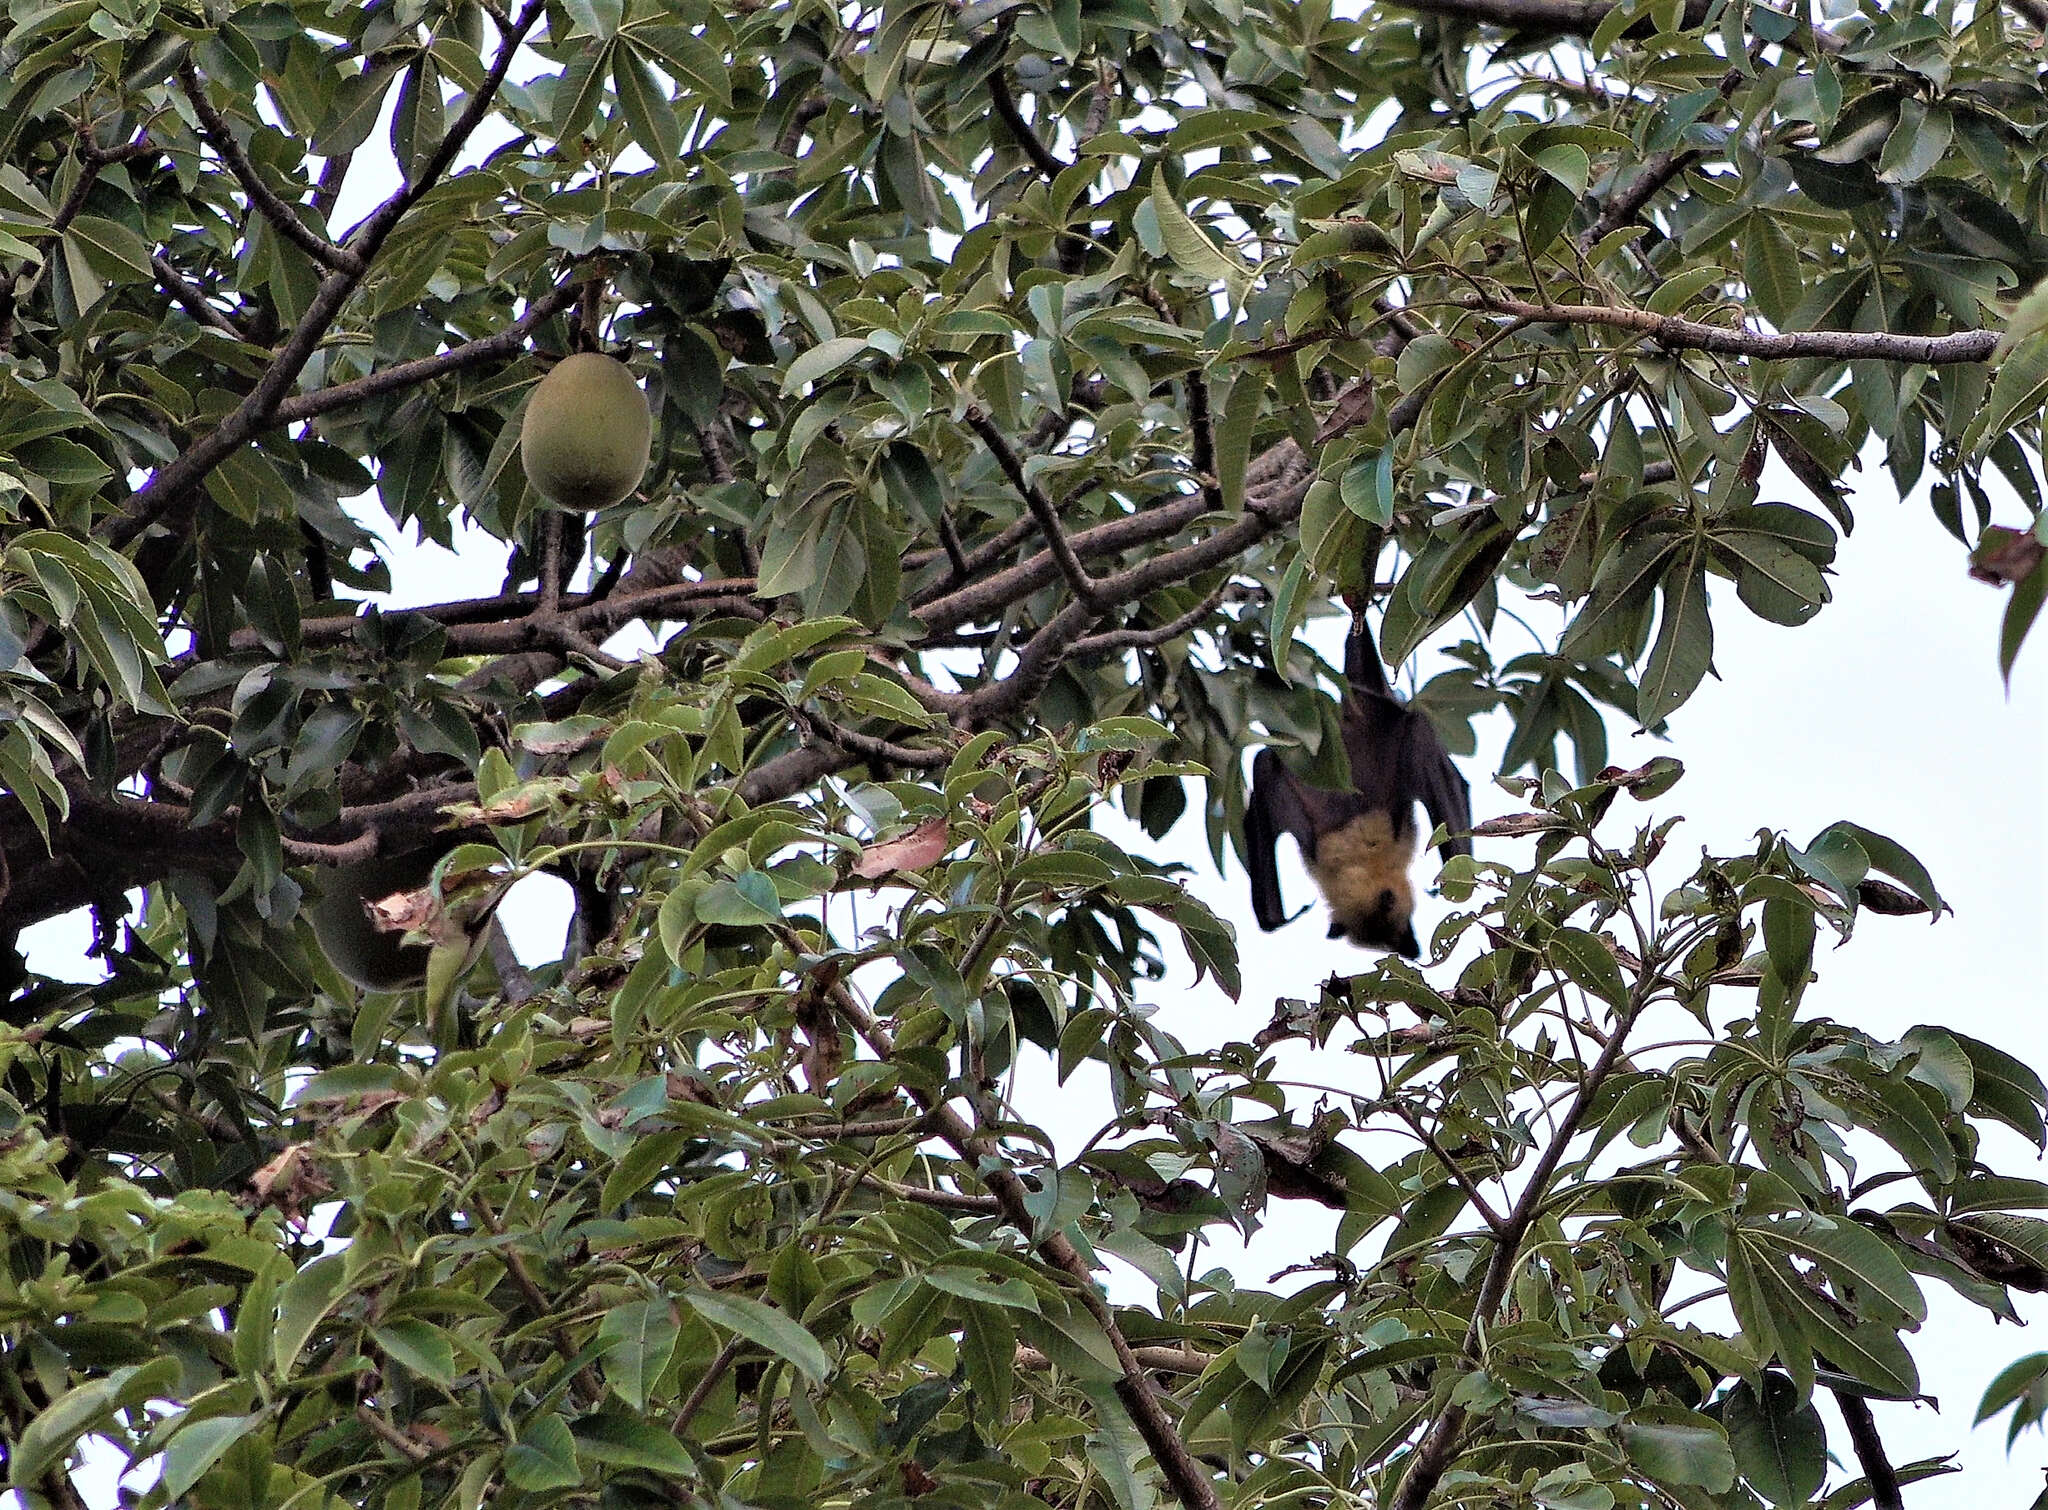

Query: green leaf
<box><xmin>564</xmin><ymin>0</ymin><xmax>623</xmax><ymax>38</ymax></box>
<box><xmin>1150</xmin><ymin>171</ymin><xmax>1249</xmax><ymax>301</ymax></box>
<box><xmin>1774</xmin><ymin>1281</ymin><xmax>1919</xmax><ymax>1397</ymax></box>
<box><xmin>1761</xmin><ymin>1214</ymin><xmax>1926</xmax><ymax>1322</ymax></box>
<box><xmin>1718</xmin><ymin>532</ymin><xmax>1829</xmax><ymax>625</ymax></box>
<box><xmin>274</xmin><ymin>1253</ymin><xmax>348</xmax><ymax>1375</ymax></box>
<box><xmin>574</xmin><ymin>1413</ymin><xmax>697</xmax><ymax>1475</ymax></box>
<box><xmin>1996</xmin><ymin>276</ymin><xmax>2048</xmax><ymax>361</ymax></box>
<box><xmin>1976</xmin><ymin>1352</ymin><xmax>2048</xmax><ymax>1425</ymax></box>
<box><xmin>65</xmin><ymin>214</ymin><xmax>153</xmax><ymax>282</ymax></box>
<box><xmin>161</xmin><ymin>1413</ymin><xmax>263</xmax><ymax>1500</ymax></box>
<box><xmin>1999</xmin><ymin>552</ymin><xmax>2046</xmax><ymax>686</ymax></box>
<box><xmin>686</xmin><ymin>1290</ymin><xmax>832</xmax><ymax>1384</ymax></box>
<box><xmin>781</xmin><ymin>336</ymin><xmax>871</xmax><ymax>395</ymax></box>
<box><xmin>1951</xmin><ymin>1031</ymin><xmax>2048</xmax><ymax>1147</ymax></box>
<box><xmin>1814</xmin><ymin>821</ymin><xmax>1943</xmax><ymax>913</ymax></box>
<box><xmin>372</xmin><ymin>1320</ymin><xmax>458</xmax><ymax>1388</ymax></box>
<box><xmin>612</xmin><ymin>45</ymin><xmax>681</xmax><ymax>162</ymax></box>
<box><xmin>1724</xmin><ymin>1375</ymin><xmax>1825</xmax><ymax>1505</ymax></box>
<box><xmin>1619</xmin><ymin>1409</ymin><xmax>1736</xmax><ymax>1492</ymax></box>
<box><xmin>1876</xmin><ymin>100</ymin><xmax>1950</xmax><ymax>185</ymax></box>
<box><xmin>550</xmin><ymin>42</ymin><xmax>615</xmax><ymax>143</ymax></box>
<box><xmin>1549</xmin><ymin>927</ymin><xmax>1628</xmax><ymax>1007</ymax></box>
<box><xmin>598</xmin><ymin>1298</ymin><xmax>681</xmax><ymax>1410</ymax></box>
<box><xmin>630</xmin><ymin>25</ymin><xmax>732</xmax><ymax>110</ymax></box>
<box><xmin>1528</xmin><ymin>142</ymin><xmax>1590</xmax><ymax>197</ymax></box>
<box><xmin>602</xmin><ymin>1129</ymin><xmax>690</xmax><ymax>1212</ymax></box>
<box><xmin>1340</xmin><ymin>449</ymin><xmax>1395</xmax><ymax>525</ymax></box>
<box><xmin>1217</xmin><ymin>368</ymin><xmax>1263</xmax><ymax>511</ymax></box>
<box><xmin>13</xmin><ymin>1371</ymin><xmax>128</xmax><ymax>1484</ymax></box>
<box><xmin>1744</xmin><ymin>214</ymin><xmax>1802</xmax><ymax>326</ymax></box>
<box><xmin>504</xmin><ymin>1413</ymin><xmax>582</xmax><ymax>1492</ymax></box>
<box><xmin>1636</xmin><ymin>563</ymin><xmax>1713</xmax><ymax>723</ymax></box>
<box><xmin>1969</xmin><ymin>332</ymin><xmax>2048</xmax><ymax>456</ymax></box>
<box><xmin>694</xmin><ymin>870</ymin><xmax>786</xmax><ymax>926</ymax></box>
<box><xmin>960</xmin><ymin>1302</ymin><xmax>1017</xmax><ymax>1420</ymax></box>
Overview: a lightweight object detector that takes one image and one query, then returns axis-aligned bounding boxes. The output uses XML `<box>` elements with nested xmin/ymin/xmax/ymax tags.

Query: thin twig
<box><xmin>1017</xmin><ymin>1344</ymin><xmax>1211</xmax><ymax>1374</ymax></box>
<box><xmin>824</xmin><ymin>980</ymin><xmax>1223</xmax><ymax>1510</ymax></box>
<box><xmin>964</xmin><ymin>406</ymin><xmax>1104</xmax><ymax>607</ymax></box>
<box><xmin>178</xmin><ymin>59</ymin><xmax>361</xmax><ymax>275</ymax></box>
<box><xmin>1389</xmin><ymin>1102</ymin><xmax>1506</xmax><ymax>1232</ymax></box>
<box><xmin>865</xmin><ymin>1176</ymin><xmax>1003</xmax><ymax>1212</ymax></box>
<box><xmin>1458</xmin><ymin>293</ymin><xmax>1998</xmax><ymax>364</ymax></box>
<box><xmin>1070</xmin><ymin>585</ymin><xmax>1228</xmax><ymax>657</ymax></box>
<box><xmin>355</xmin><ymin>1404</ymin><xmax>433</xmax><ymax>1463</ymax></box>
<box><xmin>468</xmin><ymin>1190</ymin><xmax>607</xmax><ymax>1404</ymax></box>
<box><xmin>673</xmin><ymin>1336</ymin><xmax>744</xmax><ymax>1436</ymax></box>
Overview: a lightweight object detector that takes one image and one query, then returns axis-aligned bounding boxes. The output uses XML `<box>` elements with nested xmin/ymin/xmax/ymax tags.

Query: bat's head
<box><xmin>1327</xmin><ymin>886</ymin><xmax>1420</xmax><ymax>958</ymax></box>
<box><xmin>1309</xmin><ymin>813</ymin><xmax>1422</xmax><ymax>957</ymax></box>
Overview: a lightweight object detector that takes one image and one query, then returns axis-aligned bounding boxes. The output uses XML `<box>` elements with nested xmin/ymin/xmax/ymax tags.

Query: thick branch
<box><xmin>969</xmin><ymin>598</ymin><xmax>1105</xmax><ymax>723</ymax></box>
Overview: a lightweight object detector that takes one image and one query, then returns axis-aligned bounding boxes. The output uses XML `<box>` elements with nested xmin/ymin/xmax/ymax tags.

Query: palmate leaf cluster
<box><xmin>0</xmin><ymin>0</ymin><xmax>2042</xmax><ymax>1506</ymax></box>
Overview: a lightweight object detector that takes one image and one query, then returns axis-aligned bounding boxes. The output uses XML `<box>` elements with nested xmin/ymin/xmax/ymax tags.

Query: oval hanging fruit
<box><xmin>519</xmin><ymin>352</ymin><xmax>652</xmax><ymax>509</ymax></box>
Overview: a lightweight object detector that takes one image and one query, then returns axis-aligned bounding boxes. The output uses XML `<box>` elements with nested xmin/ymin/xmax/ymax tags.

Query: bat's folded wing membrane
<box><xmin>1404</xmin><ymin>721</ymin><xmax>1473</xmax><ymax>863</ymax></box>
<box><xmin>1247</xmin><ymin>749</ymin><xmax>1321</xmax><ymax>931</ymax></box>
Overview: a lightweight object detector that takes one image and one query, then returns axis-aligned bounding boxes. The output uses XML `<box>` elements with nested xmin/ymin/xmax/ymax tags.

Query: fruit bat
<box><xmin>1245</xmin><ymin>608</ymin><xmax>1472</xmax><ymax>957</ymax></box>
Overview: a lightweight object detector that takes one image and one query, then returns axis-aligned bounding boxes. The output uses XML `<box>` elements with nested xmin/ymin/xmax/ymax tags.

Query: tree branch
<box><xmin>1391</xmin><ymin>985</ymin><xmax>1655</xmax><ymax>1510</ymax></box>
<box><xmin>1832</xmin><ymin>1388</ymin><xmax>1905</xmax><ymax>1510</ymax></box>
<box><xmin>1382</xmin><ymin>0</ymin><xmax>1838</xmax><ymax>51</ymax></box>
<box><xmin>964</xmin><ymin>406</ymin><xmax>1106</xmax><ymax>608</ymax></box>
<box><xmin>177</xmin><ymin>59</ymin><xmax>362</xmax><ymax>275</ymax></box>
<box><xmin>826</xmin><ymin>982</ymin><xmax>1223</xmax><ymax>1510</ymax></box>
<box><xmin>152</xmin><ymin>254</ymin><xmax>249</xmax><ymax>338</ymax></box>
<box><xmin>354</xmin><ymin>1404</ymin><xmax>433</xmax><ymax>1464</ymax></box>
<box><xmin>1577</xmin><ymin>71</ymin><xmax>1742</xmax><ymax>251</ymax></box>
<box><xmin>968</xmin><ymin>598</ymin><xmax>1105</xmax><ymax>722</ymax></box>
<box><xmin>108</xmin><ymin>0</ymin><xmax>548</xmax><ymax>551</ymax></box>
<box><xmin>1459</xmin><ymin>294</ymin><xmax>2000</xmax><ymax>364</ymax></box>
<box><xmin>270</xmin><ymin>275</ymin><xmax>583</xmax><ymax>428</ymax></box>
<box><xmin>1070</xmin><ymin>585</ymin><xmax>1228</xmax><ymax>658</ymax></box>
<box><xmin>988</xmin><ymin>66</ymin><xmax>1070</xmax><ymax>185</ymax></box>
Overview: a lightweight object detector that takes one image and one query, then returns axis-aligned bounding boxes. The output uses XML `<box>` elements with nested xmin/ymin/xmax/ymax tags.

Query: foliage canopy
<box><xmin>0</xmin><ymin>0</ymin><xmax>2044</xmax><ymax>1507</ymax></box>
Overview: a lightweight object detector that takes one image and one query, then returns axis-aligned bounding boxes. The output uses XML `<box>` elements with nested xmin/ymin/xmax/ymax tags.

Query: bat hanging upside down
<box><xmin>1245</xmin><ymin>607</ymin><xmax>1472</xmax><ymax>958</ymax></box>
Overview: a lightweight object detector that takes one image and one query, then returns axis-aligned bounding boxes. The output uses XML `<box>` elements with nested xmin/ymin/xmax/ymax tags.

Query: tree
<box><xmin>0</xmin><ymin>0</ymin><xmax>2044</xmax><ymax>1506</ymax></box>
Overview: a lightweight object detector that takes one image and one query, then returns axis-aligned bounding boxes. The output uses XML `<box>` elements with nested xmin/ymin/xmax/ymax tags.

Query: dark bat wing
<box><xmin>1246</xmin><ymin>748</ymin><xmax>1364</xmax><ymax>931</ymax></box>
<box><xmin>1401</xmin><ymin>711</ymin><xmax>1473</xmax><ymax>863</ymax></box>
<box><xmin>1343</xmin><ymin>605</ymin><xmax>1472</xmax><ymax>864</ymax></box>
